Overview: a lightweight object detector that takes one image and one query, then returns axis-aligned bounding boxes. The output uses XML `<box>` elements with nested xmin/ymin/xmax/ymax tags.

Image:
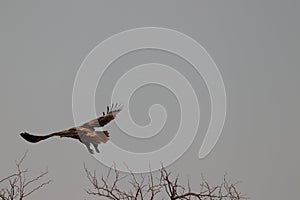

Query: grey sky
<box><xmin>1</xmin><ymin>1</ymin><xmax>299</xmax><ymax>199</ymax></box>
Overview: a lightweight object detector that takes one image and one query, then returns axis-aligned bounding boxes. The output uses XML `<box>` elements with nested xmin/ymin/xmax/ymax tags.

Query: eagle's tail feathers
<box><xmin>20</xmin><ymin>132</ymin><xmax>56</xmax><ymax>143</ymax></box>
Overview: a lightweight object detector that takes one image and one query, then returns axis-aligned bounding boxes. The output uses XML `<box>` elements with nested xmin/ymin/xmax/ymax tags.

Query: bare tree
<box><xmin>84</xmin><ymin>164</ymin><xmax>247</xmax><ymax>200</ymax></box>
<box><xmin>0</xmin><ymin>151</ymin><xmax>51</xmax><ymax>200</ymax></box>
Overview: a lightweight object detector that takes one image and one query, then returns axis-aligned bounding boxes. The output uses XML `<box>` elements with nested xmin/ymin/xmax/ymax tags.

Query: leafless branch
<box><xmin>84</xmin><ymin>164</ymin><xmax>248</xmax><ymax>200</ymax></box>
<box><xmin>0</xmin><ymin>151</ymin><xmax>51</xmax><ymax>200</ymax></box>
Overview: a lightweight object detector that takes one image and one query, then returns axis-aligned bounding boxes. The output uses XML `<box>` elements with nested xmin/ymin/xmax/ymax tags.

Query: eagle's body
<box><xmin>20</xmin><ymin>104</ymin><xmax>122</xmax><ymax>154</ymax></box>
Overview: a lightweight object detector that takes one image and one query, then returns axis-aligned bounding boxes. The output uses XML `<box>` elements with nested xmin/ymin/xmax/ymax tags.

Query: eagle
<box><xmin>20</xmin><ymin>104</ymin><xmax>122</xmax><ymax>154</ymax></box>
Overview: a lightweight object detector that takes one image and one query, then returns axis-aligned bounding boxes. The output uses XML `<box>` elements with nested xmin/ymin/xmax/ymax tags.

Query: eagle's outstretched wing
<box><xmin>81</xmin><ymin>103</ymin><xmax>122</xmax><ymax>129</ymax></box>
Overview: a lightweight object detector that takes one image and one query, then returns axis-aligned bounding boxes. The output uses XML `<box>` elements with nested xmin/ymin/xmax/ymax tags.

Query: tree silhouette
<box><xmin>0</xmin><ymin>151</ymin><xmax>51</xmax><ymax>200</ymax></box>
<box><xmin>84</xmin><ymin>164</ymin><xmax>247</xmax><ymax>200</ymax></box>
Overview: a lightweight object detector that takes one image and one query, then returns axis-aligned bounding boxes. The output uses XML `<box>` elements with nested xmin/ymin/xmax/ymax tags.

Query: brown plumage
<box><xmin>20</xmin><ymin>104</ymin><xmax>122</xmax><ymax>154</ymax></box>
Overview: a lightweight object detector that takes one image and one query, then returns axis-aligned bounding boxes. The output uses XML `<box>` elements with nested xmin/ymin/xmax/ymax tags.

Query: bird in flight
<box><xmin>20</xmin><ymin>104</ymin><xmax>122</xmax><ymax>154</ymax></box>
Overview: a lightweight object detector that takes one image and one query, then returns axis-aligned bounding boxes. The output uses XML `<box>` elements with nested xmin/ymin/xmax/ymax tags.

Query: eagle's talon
<box><xmin>88</xmin><ymin>148</ymin><xmax>94</xmax><ymax>154</ymax></box>
<box><xmin>92</xmin><ymin>143</ymin><xmax>100</xmax><ymax>153</ymax></box>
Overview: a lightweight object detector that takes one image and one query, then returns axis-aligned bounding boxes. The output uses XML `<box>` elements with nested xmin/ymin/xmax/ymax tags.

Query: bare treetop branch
<box><xmin>0</xmin><ymin>152</ymin><xmax>51</xmax><ymax>200</ymax></box>
<box><xmin>84</xmin><ymin>165</ymin><xmax>248</xmax><ymax>200</ymax></box>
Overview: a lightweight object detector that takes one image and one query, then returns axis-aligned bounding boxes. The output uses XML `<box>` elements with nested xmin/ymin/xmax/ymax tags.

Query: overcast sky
<box><xmin>1</xmin><ymin>1</ymin><xmax>299</xmax><ymax>199</ymax></box>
